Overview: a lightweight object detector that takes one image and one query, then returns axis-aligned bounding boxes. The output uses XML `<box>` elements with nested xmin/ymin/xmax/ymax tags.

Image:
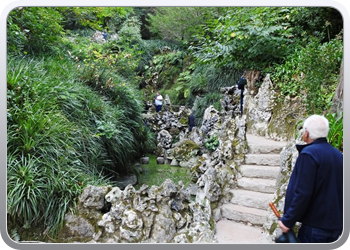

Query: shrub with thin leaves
<box><xmin>7</xmin><ymin>55</ymin><xmax>152</xmax><ymax>236</ymax></box>
<box><xmin>326</xmin><ymin>112</ymin><xmax>343</xmax><ymax>152</ymax></box>
<box><xmin>7</xmin><ymin>154</ymin><xmax>47</xmax><ymax>229</ymax></box>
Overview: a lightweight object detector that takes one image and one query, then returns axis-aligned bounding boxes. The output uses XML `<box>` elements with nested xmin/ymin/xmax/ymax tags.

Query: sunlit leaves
<box><xmin>191</xmin><ymin>7</ymin><xmax>297</xmax><ymax>69</ymax></box>
<box><xmin>57</xmin><ymin>7</ymin><xmax>132</xmax><ymax>30</ymax></box>
<box><xmin>147</xmin><ymin>7</ymin><xmax>219</xmax><ymax>41</ymax></box>
<box><xmin>7</xmin><ymin>7</ymin><xmax>65</xmax><ymax>54</ymax></box>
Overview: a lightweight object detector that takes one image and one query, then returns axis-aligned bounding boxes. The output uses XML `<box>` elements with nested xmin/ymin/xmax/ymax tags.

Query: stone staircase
<box><xmin>216</xmin><ymin>133</ymin><xmax>287</xmax><ymax>244</ymax></box>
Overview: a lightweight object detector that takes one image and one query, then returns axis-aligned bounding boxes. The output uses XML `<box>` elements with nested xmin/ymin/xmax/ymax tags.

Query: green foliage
<box><xmin>190</xmin><ymin>7</ymin><xmax>342</xmax><ymax>72</ymax></box>
<box><xmin>7</xmin><ymin>7</ymin><xmax>65</xmax><ymax>55</ymax></box>
<box><xmin>70</xmin><ymin>60</ymin><xmax>151</xmax><ymax>172</ymax></box>
<box><xmin>57</xmin><ymin>7</ymin><xmax>133</xmax><ymax>31</ymax></box>
<box><xmin>289</xmin><ymin>7</ymin><xmax>343</xmax><ymax>43</ymax></box>
<box><xmin>75</xmin><ymin>40</ymin><xmax>140</xmax><ymax>83</ymax></box>
<box><xmin>326</xmin><ymin>112</ymin><xmax>343</xmax><ymax>152</ymax></box>
<box><xmin>136</xmin><ymin>39</ymin><xmax>182</xmax><ymax>75</ymax></box>
<box><xmin>7</xmin><ymin>154</ymin><xmax>48</xmax><ymax>229</ymax></box>
<box><xmin>147</xmin><ymin>7</ymin><xmax>217</xmax><ymax>41</ymax></box>
<box><xmin>6</xmin><ymin>14</ymin><xmax>26</xmax><ymax>54</ymax></box>
<box><xmin>205</xmin><ymin>136</ymin><xmax>220</xmax><ymax>151</ymax></box>
<box><xmin>174</xmin><ymin>70</ymin><xmax>192</xmax><ymax>100</ymax></box>
<box><xmin>183</xmin><ymin>64</ymin><xmax>239</xmax><ymax>124</ymax></box>
<box><xmin>143</xmin><ymin>50</ymin><xmax>187</xmax><ymax>102</ymax></box>
<box><xmin>272</xmin><ymin>36</ymin><xmax>343</xmax><ymax>113</ymax></box>
<box><xmin>7</xmin><ymin>54</ymin><xmax>152</xmax><ymax>235</ymax></box>
<box><xmin>117</xmin><ymin>16</ymin><xmax>142</xmax><ymax>45</ymax></box>
<box><xmin>190</xmin><ymin>7</ymin><xmax>295</xmax><ymax>69</ymax></box>
<box><xmin>191</xmin><ymin>92</ymin><xmax>223</xmax><ymax>126</ymax></box>
<box><xmin>96</xmin><ymin>120</ymin><xmax>117</xmax><ymax>139</ymax></box>
<box><xmin>149</xmin><ymin>50</ymin><xmax>186</xmax><ymax>72</ymax></box>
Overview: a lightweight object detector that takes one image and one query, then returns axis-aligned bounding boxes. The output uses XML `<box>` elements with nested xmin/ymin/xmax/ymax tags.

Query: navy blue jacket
<box><xmin>281</xmin><ymin>138</ymin><xmax>343</xmax><ymax>231</ymax></box>
<box><xmin>189</xmin><ymin>114</ymin><xmax>195</xmax><ymax>126</ymax></box>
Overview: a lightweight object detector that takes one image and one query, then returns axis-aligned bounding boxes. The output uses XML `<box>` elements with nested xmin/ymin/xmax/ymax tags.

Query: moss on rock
<box><xmin>173</xmin><ymin>140</ymin><xmax>200</xmax><ymax>162</ymax></box>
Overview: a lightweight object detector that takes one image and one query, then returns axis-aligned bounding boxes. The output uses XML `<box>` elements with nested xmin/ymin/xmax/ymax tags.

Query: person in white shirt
<box><xmin>153</xmin><ymin>92</ymin><xmax>163</xmax><ymax>112</ymax></box>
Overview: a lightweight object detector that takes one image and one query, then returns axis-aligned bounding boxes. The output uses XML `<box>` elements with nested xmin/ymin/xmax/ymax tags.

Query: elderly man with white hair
<box><xmin>278</xmin><ymin>114</ymin><xmax>343</xmax><ymax>243</ymax></box>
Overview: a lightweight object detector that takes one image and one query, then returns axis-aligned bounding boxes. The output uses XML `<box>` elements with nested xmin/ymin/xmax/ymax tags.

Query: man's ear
<box><xmin>303</xmin><ymin>130</ymin><xmax>314</xmax><ymax>144</ymax></box>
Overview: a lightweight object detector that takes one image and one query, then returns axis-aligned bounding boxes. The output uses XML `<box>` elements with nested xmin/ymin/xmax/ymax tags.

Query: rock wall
<box><xmin>57</xmin><ymin>83</ymin><xmax>251</xmax><ymax>243</ymax></box>
<box><xmin>59</xmin><ymin>181</ymin><xmax>216</xmax><ymax>243</ymax></box>
<box><xmin>245</xmin><ymin>74</ymin><xmax>306</xmax><ymax>141</ymax></box>
<box><xmin>57</xmin><ymin>72</ymin><xmax>318</xmax><ymax>243</ymax></box>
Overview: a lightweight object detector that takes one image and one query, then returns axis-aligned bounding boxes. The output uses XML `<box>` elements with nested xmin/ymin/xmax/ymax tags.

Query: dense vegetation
<box><xmin>7</xmin><ymin>7</ymin><xmax>343</xmax><ymax>238</ymax></box>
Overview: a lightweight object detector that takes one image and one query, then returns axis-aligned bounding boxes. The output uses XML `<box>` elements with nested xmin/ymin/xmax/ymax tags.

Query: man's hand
<box><xmin>278</xmin><ymin>220</ymin><xmax>290</xmax><ymax>233</ymax></box>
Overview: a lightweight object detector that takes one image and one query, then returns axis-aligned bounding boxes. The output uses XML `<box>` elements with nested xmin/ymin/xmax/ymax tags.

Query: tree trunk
<box><xmin>331</xmin><ymin>58</ymin><xmax>343</xmax><ymax>116</ymax></box>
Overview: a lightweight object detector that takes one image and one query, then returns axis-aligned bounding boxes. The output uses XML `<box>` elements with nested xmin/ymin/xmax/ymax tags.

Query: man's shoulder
<box><xmin>302</xmin><ymin>140</ymin><xmax>342</xmax><ymax>157</ymax></box>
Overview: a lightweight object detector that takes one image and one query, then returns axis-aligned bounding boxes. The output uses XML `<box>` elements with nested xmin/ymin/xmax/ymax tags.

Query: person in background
<box><xmin>188</xmin><ymin>114</ymin><xmax>195</xmax><ymax>132</ymax></box>
<box><xmin>153</xmin><ymin>92</ymin><xmax>163</xmax><ymax>112</ymax></box>
<box><xmin>102</xmin><ymin>30</ymin><xmax>108</xmax><ymax>40</ymax></box>
<box><xmin>237</xmin><ymin>71</ymin><xmax>247</xmax><ymax>116</ymax></box>
<box><xmin>278</xmin><ymin>114</ymin><xmax>343</xmax><ymax>243</ymax></box>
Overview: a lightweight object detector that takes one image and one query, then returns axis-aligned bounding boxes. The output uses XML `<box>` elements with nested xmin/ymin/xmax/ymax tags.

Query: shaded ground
<box><xmin>135</xmin><ymin>154</ymin><xmax>193</xmax><ymax>190</ymax></box>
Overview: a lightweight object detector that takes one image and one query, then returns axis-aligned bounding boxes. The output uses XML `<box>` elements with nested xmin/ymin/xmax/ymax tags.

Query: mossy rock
<box><xmin>173</xmin><ymin>140</ymin><xmax>200</xmax><ymax>162</ymax></box>
<box><xmin>179</xmin><ymin>116</ymin><xmax>189</xmax><ymax>126</ymax></box>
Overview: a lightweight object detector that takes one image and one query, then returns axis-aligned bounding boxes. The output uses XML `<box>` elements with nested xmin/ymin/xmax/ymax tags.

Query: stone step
<box><xmin>248</xmin><ymin>144</ymin><xmax>285</xmax><ymax>154</ymax></box>
<box><xmin>237</xmin><ymin>177</ymin><xmax>276</xmax><ymax>194</ymax></box>
<box><xmin>229</xmin><ymin>189</ymin><xmax>274</xmax><ymax>210</ymax></box>
<box><xmin>216</xmin><ymin>219</ymin><xmax>272</xmax><ymax>243</ymax></box>
<box><xmin>245</xmin><ymin>154</ymin><xmax>281</xmax><ymax>166</ymax></box>
<box><xmin>239</xmin><ymin>164</ymin><xmax>280</xmax><ymax>179</ymax></box>
<box><xmin>221</xmin><ymin>204</ymin><xmax>268</xmax><ymax>226</ymax></box>
<box><xmin>246</xmin><ymin>134</ymin><xmax>286</xmax><ymax>154</ymax></box>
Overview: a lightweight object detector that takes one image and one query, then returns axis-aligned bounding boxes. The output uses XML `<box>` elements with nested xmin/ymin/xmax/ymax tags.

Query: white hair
<box><xmin>302</xmin><ymin>115</ymin><xmax>329</xmax><ymax>140</ymax></box>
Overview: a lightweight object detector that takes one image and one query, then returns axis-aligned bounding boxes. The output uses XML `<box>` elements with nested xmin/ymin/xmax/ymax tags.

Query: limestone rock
<box><xmin>140</xmin><ymin>156</ymin><xmax>149</xmax><ymax>164</ymax></box>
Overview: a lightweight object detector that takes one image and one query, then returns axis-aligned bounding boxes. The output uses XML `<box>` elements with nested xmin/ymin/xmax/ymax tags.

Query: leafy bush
<box><xmin>146</xmin><ymin>7</ymin><xmax>216</xmax><ymax>41</ymax></box>
<box><xmin>190</xmin><ymin>7</ymin><xmax>295</xmax><ymax>70</ymax></box>
<box><xmin>136</xmin><ymin>39</ymin><xmax>182</xmax><ymax>75</ymax></box>
<box><xmin>142</xmin><ymin>50</ymin><xmax>187</xmax><ymax>102</ymax></box>
<box><xmin>57</xmin><ymin>7</ymin><xmax>133</xmax><ymax>31</ymax></box>
<box><xmin>205</xmin><ymin>136</ymin><xmax>220</xmax><ymax>151</ymax></box>
<box><xmin>272</xmin><ymin>36</ymin><xmax>343</xmax><ymax>113</ymax></box>
<box><xmin>7</xmin><ymin>7</ymin><xmax>65</xmax><ymax>55</ymax></box>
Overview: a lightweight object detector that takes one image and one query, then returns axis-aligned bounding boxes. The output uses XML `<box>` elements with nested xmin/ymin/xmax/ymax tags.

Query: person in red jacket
<box><xmin>278</xmin><ymin>114</ymin><xmax>343</xmax><ymax>243</ymax></box>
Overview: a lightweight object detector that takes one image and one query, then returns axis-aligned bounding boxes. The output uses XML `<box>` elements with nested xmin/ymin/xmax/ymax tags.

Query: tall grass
<box><xmin>326</xmin><ymin>112</ymin><xmax>343</xmax><ymax>152</ymax></box>
<box><xmin>186</xmin><ymin>64</ymin><xmax>241</xmax><ymax>125</ymax></box>
<box><xmin>7</xmin><ymin>54</ymin><xmax>152</xmax><ymax>236</ymax></box>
